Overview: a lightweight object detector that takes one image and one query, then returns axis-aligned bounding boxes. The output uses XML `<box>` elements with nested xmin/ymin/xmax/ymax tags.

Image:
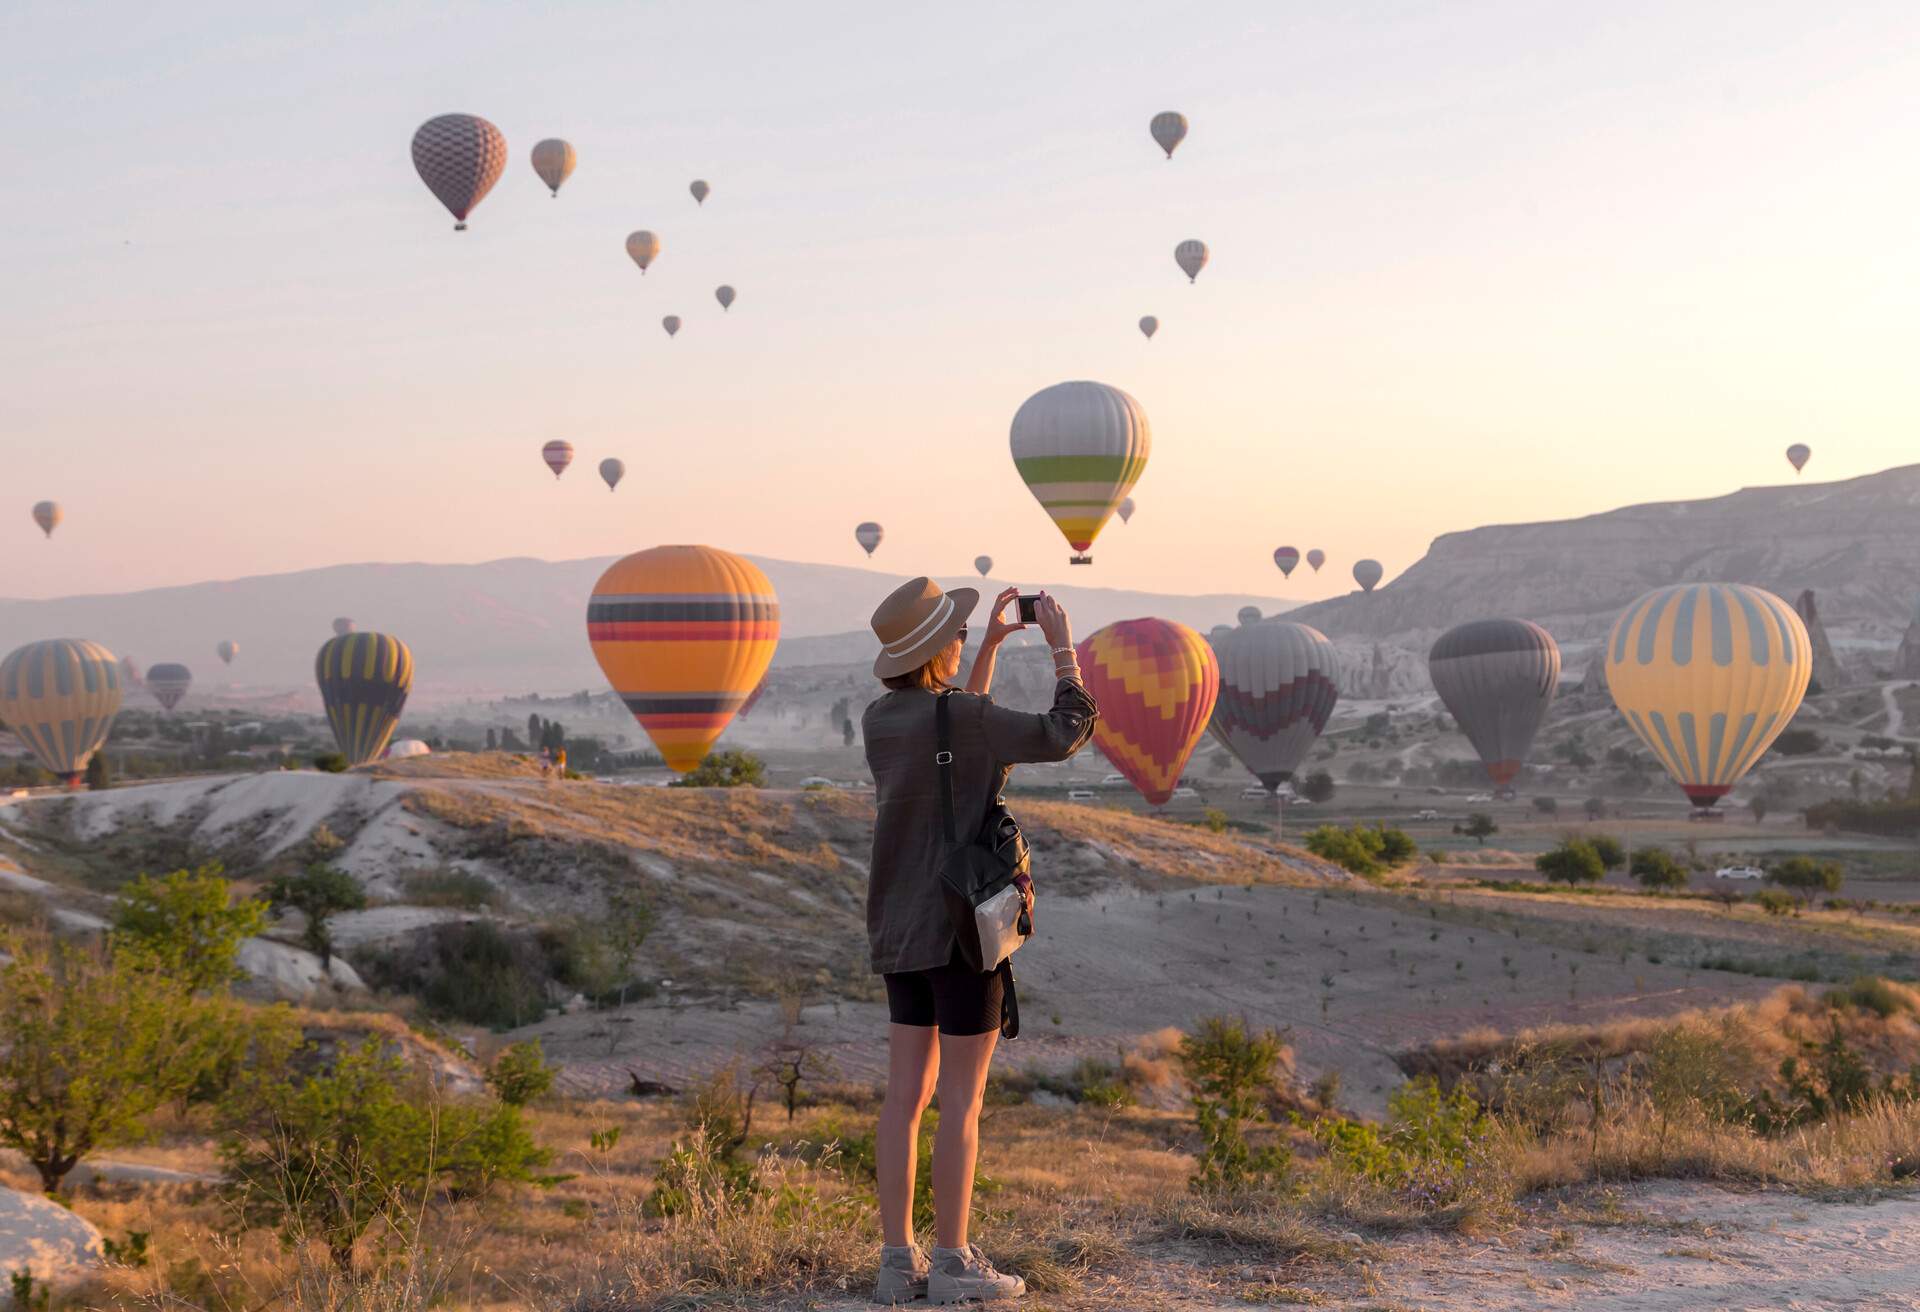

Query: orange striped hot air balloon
<box><xmin>586</xmin><ymin>545</ymin><xmax>780</xmax><ymax>772</ymax></box>
<box><xmin>1075</xmin><ymin>618</ymin><xmax>1218</xmax><ymax>805</ymax></box>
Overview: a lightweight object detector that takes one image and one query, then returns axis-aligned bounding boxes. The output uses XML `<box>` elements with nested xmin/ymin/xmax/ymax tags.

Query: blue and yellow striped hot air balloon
<box><xmin>1604</xmin><ymin>583</ymin><xmax>1811</xmax><ymax>809</ymax></box>
<box><xmin>0</xmin><ymin>639</ymin><xmax>123</xmax><ymax>786</ymax></box>
<box><xmin>315</xmin><ymin>632</ymin><xmax>415</xmax><ymax>767</ymax></box>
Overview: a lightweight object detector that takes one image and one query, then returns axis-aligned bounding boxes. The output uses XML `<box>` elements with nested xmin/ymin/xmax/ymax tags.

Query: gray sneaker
<box><xmin>874</xmin><ymin>1243</ymin><xmax>931</xmax><ymax>1304</ymax></box>
<box><xmin>928</xmin><ymin>1244</ymin><xmax>1025</xmax><ymax>1304</ymax></box>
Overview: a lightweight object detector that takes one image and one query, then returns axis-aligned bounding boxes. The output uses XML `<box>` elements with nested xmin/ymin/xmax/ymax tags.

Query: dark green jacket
<box><xmin>862</xmin><ymin>678</ymin><xmax>1097</xmax><ymax>974</ymax></box>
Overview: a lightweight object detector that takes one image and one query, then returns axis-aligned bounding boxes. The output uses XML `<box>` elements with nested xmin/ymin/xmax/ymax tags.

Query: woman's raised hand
<box><xmin>1035</xmin><ymin>592</ymin><xmax>1073</xmax><ymax>651</ymax></box>
<box><xmin>982</xmin><ymin>586</ymin><xmax>1025</xmax><ymax>647</ymax></box>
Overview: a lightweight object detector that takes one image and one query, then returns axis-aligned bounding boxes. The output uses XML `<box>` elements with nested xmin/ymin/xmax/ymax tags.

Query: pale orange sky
<box><xmin>5</xmin><ymin>2</ymin><xmax>1918</xmax><ymax>604</ymax></box>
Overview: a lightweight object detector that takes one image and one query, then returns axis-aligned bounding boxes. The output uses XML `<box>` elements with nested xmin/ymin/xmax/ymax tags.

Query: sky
<box><xmin>4</xmin><ymin>1</ymin><xmax>1918</xmax><ymax>605</ymax></box>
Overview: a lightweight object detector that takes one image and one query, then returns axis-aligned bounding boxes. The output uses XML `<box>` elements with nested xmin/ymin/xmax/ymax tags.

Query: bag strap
<box><xmin>935</xmin><ymin>690</ymin><xmax>956</xmax><ymax>844</ymax></box>
<box><xmin>998</xmin><ymin>959</ymin><xmax>1020</xmax><ymax>1039</ymax></box>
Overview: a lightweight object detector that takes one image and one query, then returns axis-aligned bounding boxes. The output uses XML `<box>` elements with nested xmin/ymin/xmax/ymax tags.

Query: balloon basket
<box><xmin>1069</xmin><ymin>555</ymin><xmax>1092</xmax><ymax>566</ymax></box>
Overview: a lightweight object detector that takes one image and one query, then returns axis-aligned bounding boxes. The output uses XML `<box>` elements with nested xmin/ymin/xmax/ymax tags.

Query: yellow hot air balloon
<box><xmin>315</xmin><ymin>632</ymin><xmax>415</xmax><ymax>767</ymax></box>
<box><xmin>626</xmin><ymin>230</ymin><xmax>661</xmax><ymax>273</ymax></box>
<box><xmin>1009</xmin><ymin>381</ymin><xmax>1150</xmax><ymax>565</ymax></box>
<box><xmin>0</xmin><ymin>639</ymin><xmax>123</xmax><ymax>786</ymax></box>
<box><xmin>586</xmin><ymin>546</ymin><xmax>780</xmax><ymax>772</ymax></box>
<box><xmin>531</xmin><ymin>138</ymin><xmax>577</xmax><ymax>196</ymax></box>
<box><xmin>1605</xmin><ymin>583</ymin><xmax>1811</xmax><ymax>809</ymax></box>
<box><xmin>31</xmin><ymin>501</ymin><xmax>61</xmax><ymax>539</ymax></box>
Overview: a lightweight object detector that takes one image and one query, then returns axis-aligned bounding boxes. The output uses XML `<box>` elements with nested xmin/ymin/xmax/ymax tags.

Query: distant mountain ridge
<box><xmin>0</xmin><ymin>555</ymin><xmax>1290</xmax><ymax>700</ymax></box>
<box><xmin>1288</xmin><ymin>464</ymin><xmax>1920</xmax><ymax>648</ymax></box>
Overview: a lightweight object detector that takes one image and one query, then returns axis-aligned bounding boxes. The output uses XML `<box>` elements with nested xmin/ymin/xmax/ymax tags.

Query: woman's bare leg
<box><xmin>931</xmin><ymin>1028</ymin><xmax>999</xmax><ymax>1249</ymax></box>
<box><xmin>877</xmin><ymin>1022</ymin><xmax>939</xmax><ymax>1248</ymax></box>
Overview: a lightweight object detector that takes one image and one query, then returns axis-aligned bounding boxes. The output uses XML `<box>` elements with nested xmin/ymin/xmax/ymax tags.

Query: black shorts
<box><xmin>883</xmin><ymin>950</ymin><xmax>1004</xmax><ymax>1036</ymax></box>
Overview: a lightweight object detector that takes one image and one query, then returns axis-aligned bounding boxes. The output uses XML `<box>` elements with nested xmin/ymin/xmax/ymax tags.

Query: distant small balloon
<box><xmin>1237</xmin><ymin>606</ymin><xmax>1262</xmax><ymax>626</ymax></box>
<box><xmin>531</xmin><ymin>138</ymin><xmax>576</xmax><ymax>196</ymax></box>
<box><xmin>1117</xmin><ymin>497</ymin><xmax>1136</xmax><ymax>525</ymax></box>
<box><xmin>974</xmin><ymin>555</ymin><xmax>993</xmax><ymax>577</ymax></box>
<box><xmin>715</xmin><ymin>284</ymin><xmax>736</xmax><ymax>311</ymax></box>
<box><xmin>690</xmin><ymin>179</ymin><xmax>710</xmax><ymax>205</ymax></box>
<box><xmin>1353</xmin><ymin>559</ymin><xmax>1383</xmax><ymax>593</ymax></box>
<box><xmin>662</xmin><ymin>315</ymin><xmax>681</xmax><ymax>338</ymax></box>
<box><xmin>600</xmin><ymin>458</ymin><xmax>625</xmax><ymax>492</ymax></box>
<box><xmin>1149</xmin><ymin>111</ymin><xmax>1189</xmax><ymax>159</ymax></box>
<box><xmin>1138</xmin><ymin>315</ymin><xmax>1158</xmax><ymax>340</ymax></box>
<box><xmin>542</xmin><ymin>440</ymin><xmax>574</xmax><ymax>479</ymax></box>
<box><xmin>1786</xmin><ymin>443</ymin><xmax>1811</xmax><ymax>474</ymax></box>
<box><xmin>855</xmin><ymin>522</ymin><xmax>883</xmax><ymax>557</ymax></box>
<box><xmin>332</xmin><ymin>618</ymin><xmax>355</xmax><ymax>637</ymax></box>
<box><xmin>1306</xmin><ymin>549</ymin><xmax>1326</xmax><ymax>573</ymax></box>
<box><xmin>217</xmin><ymin>640</ymin><xmax>239</xmax><ymax>666</ymax></box>
<box><xmin>625</xmin><ymin>230</ymin><xmax>661</xmax><ymax>273</ymax></box>
<box><xmin>1273</xmin><ymin>546</ymin><xmax>1299</xmax><ymax>578</ymax></box>
<box><xmin>31</xmin><ymin>501</ymin><xmax>61</xmax><ymax>539</ymax></box>
<box><xmin>147</xmin><ymin>663</ymin><xmax>193</xmax><ymax>712</ymax></box>
<box><xmin>1174</xmin><ymin>240</ymin><xmax>1209</xmax><ymax>283</ymax></box>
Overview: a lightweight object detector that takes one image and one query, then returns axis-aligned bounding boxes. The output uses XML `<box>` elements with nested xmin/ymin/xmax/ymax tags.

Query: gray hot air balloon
<box><xmin>1786</xmin><ymin>443</ymin><xmax>1811</xmax><ymax>474</ymax></box>
<box><xmin>625</xmin><ymin>230</ymin><xmax>661</xmax><ymax>273</ymax></box>
<box><xmin>1237</xmin><ymin>606</ymin><xmax>1262</xmax><ymax>626</ymax></box>
<box><xmin>1306</xmin><ymin>549</ymin><xmax>1325</xmax><ymax>572</ymax></box>
<box><xmin>690</xmin><ymin>179</ymin><xmax>710</xmax><ymax>205</ymax></box>
<box><xmin>715</xmin><ymin>284</ymin><xmax>736</xmax><ymax>311</ymax></box>
<box><xmin>1353</xmin><ymin>559</ymin><xmax>1383</xmax><ymax>592</ymax></box>
<box><xmin>1117</xmin><ymin>497</ymin><xmax>1135</xmax><ymax>525</ymax></box>
<box><xmin>1174</xmin><ymin>239</ymin><xmax>1209</xmax><ymax>283</ymax></box>
<box><xmin>1209</xmin><ymin>622</ymin><xmax>1340</xmax><ymax>791</ymax></box>
<box><xmin>974</xmin><ymin>555</ymin><xmax>993</xmax><ymax>577</ymax></box>
<box><xmin>531</xmin><ymin>139</ymin><xmax>576</xmax><ymax>197</ymax></box>
<box><xmin>217</xmin><ymin>640</ymin><xmax>239</xmax><ymax>666</ymax></box>
<box><xmin>332</xmin><ymin>617</ymin><xmax>355</xmax><ymax>637</ymax></box>
<box><xmin>855</xmin><ymin>522</ymin><xmax>883</xmax><ymax>556</ymax></box>
<box><xmin>147</xmin><ymin>663</ymin><xmax>193</xmax><ymax>711</ymax></box>
<box><xmin>662</xmin><ymin>315</ymin><xmax>681</xmax><ymax>338</ymax></box>
<box><xmin>600</xmin><ymin>458</ymin><xmax>625</xmax><ymax>491</ymax></box>
<box><xmin>1149</xmin><ymin>111</ymin><xmax>1189</xmax><ymax>159</ymax></box>
<box><xmin>1428</xmin><ymin>619</ymin><xmax>1560</xmax><ymax>794</ymax></box>
<box><xmin>1138</xmin><ymin>315</ymin><xmax>1158</xmax><ymax>340</ymax></box>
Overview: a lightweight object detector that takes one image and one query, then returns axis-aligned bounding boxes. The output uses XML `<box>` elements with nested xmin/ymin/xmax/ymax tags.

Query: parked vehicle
<box><xmin>1715</xmin><ymin>865</ymin><xmax>1764</xmax><ymax>881</ymax></box>
<box><xmin>1240</xmin><ymin>784</ymin><xmax>1271</xmax><ymax>800</ymax></box>
<box><xmin>1067</xmin><ymin>788</ymin><xmax>1097</xmax><ymax>801</ymax></box>
<box><xmin>1415</xmin><ymin>809</ymin><xmax>1440</xmax><ymax>820</ymax></box>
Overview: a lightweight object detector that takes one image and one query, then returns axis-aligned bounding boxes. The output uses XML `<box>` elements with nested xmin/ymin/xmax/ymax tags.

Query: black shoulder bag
<box><xmin>935</xmin><ymin>690</ymin><xmax>1032</xmax><ymax>1039</ymax></box>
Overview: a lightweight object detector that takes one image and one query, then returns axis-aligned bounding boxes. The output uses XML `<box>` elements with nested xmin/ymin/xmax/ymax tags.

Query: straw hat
<box><xmin>870</xmin><ymin>577</ymin><xmax>979</xmax><ymax>678</ymax></box>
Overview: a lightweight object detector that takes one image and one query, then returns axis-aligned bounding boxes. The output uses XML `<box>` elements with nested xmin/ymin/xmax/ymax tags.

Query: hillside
<box><xmin>0</xmin><ymin>555</ymin><xmax>1289</xmax><ymax>700</ymax></box>
<box><xmin>1290</xmin><ymin>464</ymin><xmax>1920</xmax><ymax>647</ymax></box>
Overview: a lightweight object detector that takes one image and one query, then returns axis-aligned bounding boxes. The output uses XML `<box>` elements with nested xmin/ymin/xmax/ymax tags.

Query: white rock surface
<box><xmin>236</xmin><ymin>936</ymin><xmax>365</xmax><ymax>997</ymax></box>
<box><xmin>0</xmin><ymin>1185</ymin><xmax>103</xmax><ymax>1282</ymax></box>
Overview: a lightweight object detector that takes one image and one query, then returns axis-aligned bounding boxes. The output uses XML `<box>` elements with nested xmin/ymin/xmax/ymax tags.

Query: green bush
<box><xmin>113</xmin><ymin>864</ymin><xmax>267</xmax><ymax>992</ymax></box>
<box><xmin>311</xmin><ymin>753</ymin><xmax>349</xmax><ymax>774</ymax></box>
<box><xmin>1827</xmin><ymin>976</ymin><xmax>1915</xmax><ymax>1019</ymax></box>
<box><xmin>669</xmin><ymin>750</ymin><xmax>766</xmax><ymax>788</ymax></box>
<box><xmin>487</xmin><ymin>1040</ymin><xmax>556</xmax><ymax>1107</ymax></box>
<box><xmin>1298</xmin><ymin>770</ymin><xmax>1335</xmax><ymax>804</ymax></box>
<box><xmin>1177</xmin><ymin>1017</ymin><xmax>1291</xmax><ymax>1191</ymax></box>
<box><xmin>1532</xmin><ymin>796</ymin><xmax>1557</xmax><ymax>814</ymax></box>
<box><xmin>1630</xmin><ymin>847</ymin><xmax>1688</xmax><ymax>889</ymax></box>
<box><xmin>1535</xmin><ymin>839</ymin><xmax>1604</xmax><ymax>885</ymax></box>
<box><xmin>1755</xmin><ymin>889</ymin><xmax>1795</xmax><ymax>916</ymax></box>
<box><xmin>1770</xmin><ymin>727</ymin><xmax>1824</xmax><ymax>757</ymax></box>
<box><xmin>1202</xmin><ymin>806</ymin><xmax>1229</xmax><ymax>834</ymax></box>
<box><xmin>1586</xmin><ymin>834</ymin><xmax>1625</xmax><ymax>870</ymax></box>
<box><xmin>400</xmin><ymin>869</ymin><xmax>501</xmax><ymax>910</ymax></box>
<box><xmin>1303</xmin><ymin>823</ymin><xmax>1416</xmax><ymax>877</ymax></box>
<box><xmin>264</xmin><ymin>864</ymin><xmax>367</xmax><ymax>969</ymax></box>
<box><xmin>1768</xmin><ymin>856</ymin><xmax>1843</xmax><ymax>905</ymax></box>
<box><xmin>1308</xmin><ymin>1077</ymin><xmax>1485</xmax><ymax>1203</ymax></box>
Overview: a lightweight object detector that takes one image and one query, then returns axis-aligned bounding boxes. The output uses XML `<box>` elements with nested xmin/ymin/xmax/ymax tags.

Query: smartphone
<box><xmin>1015</xmin><ymin>594</ymin><xmax>1041</xmax><ymax>624</ymax></box>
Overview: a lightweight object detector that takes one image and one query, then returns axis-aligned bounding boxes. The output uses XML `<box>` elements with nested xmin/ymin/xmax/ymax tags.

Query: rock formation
<box><xmin>1794</xmin><ymin>590</ymin><xmax>1848</xmax><ymax>691</ymax></box>
<box><xmin>1897</xmin><ymin>604</ymin><xmax>1920</xmax><ymax>679</ymax></box>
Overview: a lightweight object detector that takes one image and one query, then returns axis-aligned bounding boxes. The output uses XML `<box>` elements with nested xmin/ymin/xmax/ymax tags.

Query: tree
<box><xmin>1177</xmin><ymin>1017</ymin><xmax>1289</xmax><ymax>1191</ymax></box>
<box><xmin>113</xmin><ymin>865</ymin><xmax>267</xmax><ymax>992</ymax></box>
<box><xmin>605</xmin><ymin>887</ymin><xmax>656</xmax><ymax>1009</ymax></box>
<box><xmin>223</xmin><ymin>1040</ymin><xmax>553</xmax><ymax>1270</ymax></box>
<box><xmin>1298</xmin><ymin>770</ymin><xmax>1335</xmax><ymax>804</ymax></box>
<box><xmin>0</xmin><ymin>935</ymin><xmax>275</xmax><ymax>1193</ymax></box>
<box><xmin>1849</xmin><ymin>768</ymin><xmax>1865</xmax><ymax>800</ymax></box>
<box><xmin>1586</xmin><ymin>834</ymin><xmax>1625</xmax><ymax>870</ymax></box>
<box><xmin>1532</xmin><ymin>796</ymin><xmax>1558</xmax><ymax>815</ymax></box>
<box><xmin>842</xmin><ymin>720</ymin><xmax>856</xmax><ymax>747</ymax></box>
<box><xmin>1535</xmin><ymin>839</ymin><xmax>1604</xmax><ymax>885</ymax></box>
<box><xmin>528</xmin><ymin>713</ymin><xmax>542</xmax><ymax>750</ymax></box>
<box><xmin>84</xmin><ymin>752</ymin><xmax>111</xmax><ymax>791</ymax></box>
<box><xmin>1771</xmin><ymin>727</ymin><xmax>1823</xmax><ymax>757</ymax></box>
<box><xmin>1767</xmin><ymin>856</ymin><xmax>1842</xmax><ymax>907</ymax></box>
<box><xmin>485</xmin><ymin>727</ymin><xmax>497</xmax><ymax>751</ymax></box>
<box><xmin>1749</xmin><ymin>795</ymin><xmax>1770</xmax><ymax>823</ymax></box>
<box><xmin>487</xmin><ymin>1041</ymin><xmax>556</xmax><ymax>1107</ymax></box>
<box><xmin>1630</xmin><ymin>847</ymin><xmax>1688</xmax><ymax>889</ymax></box>
<box><xmin>1755</xmin><ymin>889</ymin><xmax>1795</xmax><ymax>917</ymax></box>
<box><xmin>1583</xmin><ymin>796</ymin><xmax>1608</xmax><ymax>820</ymax></box>
<box><xmin>669</xmin><ymin>750</ymin><xmax>766</xmax><ymax>789</ymax></box>
<box><xmin>265</xmin><ymin>865</ymin><xmax>367</xmax><ymax>969</ymax></box>
<box><xmin>1457</xmin><ymin>812</ymin><xmax>1497</xmax><ymax>844</ymax></box>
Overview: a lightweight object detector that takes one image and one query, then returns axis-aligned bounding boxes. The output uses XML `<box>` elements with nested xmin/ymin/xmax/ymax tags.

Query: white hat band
<box><xmin>882</xmin><ymin>595</ymin><xmax>954</xmax><ymax>658</ymax></box>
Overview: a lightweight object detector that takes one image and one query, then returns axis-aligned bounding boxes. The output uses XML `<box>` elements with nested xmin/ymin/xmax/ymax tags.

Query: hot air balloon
<box><xmin>316</xmin><ymin>632</ymin><xmax>415</xmax><ymax>767</ymax></box>
<box><xmin>1076</xmin><ymin>619</ymin><xmax>1218</xmax><ymax>805</ymax></box>
<box><xmin>1118</xmin><ymin>497</ymin><xmax>1136</xmax><ymax>524</ymax></box>
<box><xmin>411</xmin><ymin>113</ymin><xmax>508</xmax><ymax>231</ymax></box>
<box><xmin>120</xmin><ymin>656</ymin><xmax>143</xmax><ymax>689</ymax></box>
<box><xmin>690</xmin><ymin>179</ymin><xmax>710</xmax><ymax>205</ymax></box>
<box><xmin>1209</xmin><ymin>622</ymin><xmax>1339</xmax><ymax>792</ymax></box>
<box><xmin>542</xmin><ymin>440</ymin><xmax>575</xmax><ymax>479</ymax></box>
<box><xmin>1306</xmin><ymin>549</ymin><xmax>1326</xmax><ymax>573</ymax></box>
<box><xmin>384</xmin><ymin>739</ymin><xmax>431</xmax><ymax>759</ymax></box>
<box><xmin>0</xmin><ymin>639</ymin><xmax>123</xmax><ymax>786</ymax></box>
<box><xmin>586</xmin><ymin>545</ymin><xmax>780</xmax><ymax>772</ymax></box>
<box><xmin>147</xmin><ymin>663</ymin><xmax>193</xmax><ymax>711</ymax></box>
<box><xmin>625</xmin><ymin>230</ymin><xmax>661</xmax><ymax>272</ymax></box>
<box><xmin>1010</xmin><ymin>381</ymin><xmax>1150</xmax><ymax>565</ymax></box>
<box><xmin>1174</xmin><ymin>240</ymin><xmax>1209</xmax><ymax>283</ymax></box>
<box><xmin>1429</xmin><ymin>620</ymin><xmax>1560</xmax><ymax>793</ymax></box>
<box><xmin>855</xmin><ymin>522</ymin><xmax>884</xmax><ymax>557</ymax></box>
<box><xmin>1273</xmin><ymin>546</ymin><xmax>1300</xmax><ymax>578</ymax></box>
<box><xmin>217</xmin><ymin>640</ymin><xmax>239</xmax><ymax>666</ymax></box>
<box><xmin>1353</xmin><ymin>559</ymin><xmax>1383</xmax><ymax>592</ymax></box>
<box><xmin>715</xmin><ymin>285</ymin><xmax>736</xmax><ymax>311</ymax></box>
<box><xmin>1786</xmin><ymin>444</ymin><xmax>1811</xmax><ymax>474</ymax></box>
<box><xmin>1604</xmin><ymin>583</ymin><xmax>1810</xmax><ymax>810</ymax></box>
<box><xmin>531</xmin><ymin>138</ymin><xmax>576</xmax><ymax>196</ymax></box>
<box><xmin>662</xmin><ymin>315</ymin><xmax>681</xmax><ymax>338</ymax></box>
<box><xmin>974</xmin><ymin>555</ymin><xmax>993</xmax><ymax>577</ymax></box>
<box><xmin>1149</xmin><ymin>111</ymin><xmax>1189</xmax><ymax>159</ymax></box>
<box><xmin>600</xmin><ymin>458</ymin><xmax>625</xmax><ymax>492</ymax></box>
<box><xmin>332</xmin><ymin>618</ymin><xmax>355</xmax><ymax>637</ymax></box>
<box><xmin>1237</xmin><ymin>606</ymin><xmax>1262</xmax><ymax>626</ymax></box>
<box><xmin>1139</xmin><ymin>316</ymin><xmax>1158</xmax><ymax>340</ymax></box>
<box><xmin>31</xmin><ymin>502</ymin><xmax>60</xmax><ymax>539</ymax></box>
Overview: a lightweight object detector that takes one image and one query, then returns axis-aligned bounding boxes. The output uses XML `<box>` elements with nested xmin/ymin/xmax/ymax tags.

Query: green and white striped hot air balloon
<box><xmin>1009</xmin><ymin>381</ymin><xmax>1150</xmax><ymax>566</ymax></box>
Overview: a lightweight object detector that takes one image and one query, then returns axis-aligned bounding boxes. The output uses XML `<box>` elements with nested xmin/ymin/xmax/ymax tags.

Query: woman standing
<box><xmin>862</xmin><ymin>577</ymin><xmax>1096</xmax><ymax>1304</ymax></box>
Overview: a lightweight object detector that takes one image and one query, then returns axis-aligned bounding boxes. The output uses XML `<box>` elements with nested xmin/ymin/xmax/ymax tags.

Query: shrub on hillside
<box><xmin>1178</xmin><ymin>1017</ymin><xmax>1291</xmax><ymax>1191</ymax></box>
<box><xmin>1535</xmin><ymin>839</ymin><xmax>1604</xmax><ymax>885</ymax></box>
<box><xmin>1586</xmin><ymin>834</ymin><xmax>1625</xmax><ymax>870</ymax></box>
<box><xmin>1768</xmin><ymin>856</ymin><xmax>1843</xmax><ymax>906</ymax></box>
<box><xmin>113</xmin><ymin>864</ymin><xmax>267</xmax><ymax>992</ymax></box>
<box><xmin>1630</xmin><ymin>847</ymin><xmax>1688</xmax><ymax>890</ymax></box>
<box><xmin>670</xmin><ymin>750</ymin><xmax>766</xmax><ymax>788</ymax></box>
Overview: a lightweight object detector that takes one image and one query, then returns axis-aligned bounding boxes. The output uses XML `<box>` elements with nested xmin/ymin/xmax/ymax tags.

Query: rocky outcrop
<box><xmin>1286</xmin><ymin>464</ymin><xmax>1920</xmax><ymax>642</ymax></box>
<box><xmin>1895</xmin><ymin>601</ymin><xmax>1920</xmax><ymax>679</ymax></box>
<box><xmin>0</xmin><ymin>1186</ymin><xmax>102</xmax><ymax>1283</ymax></box>
<box><xmin>1794</xmin><ymin>590</ymin><xmax>1849</xmax><ymax>691</ymax></box>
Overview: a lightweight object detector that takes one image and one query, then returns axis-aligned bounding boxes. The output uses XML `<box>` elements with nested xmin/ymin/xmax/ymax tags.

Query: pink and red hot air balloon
<box><xmin>542</xmin><ymin>441</ymin><xmax>575</xmax><ymax>479</ymax></box>
<box><xmin>1306</xmin><ymin>549</ymin><xmax>1326</xmax><ymax>573</ymax></box>
<box><xmin>1075</xmin><ymin>618</ymin><xmax>1218</xmax><ymax>806</ymax></box>
<box><xmin>1273</xmin><ymin>546</ymin><xmax>1300</xmax><ymax>578</ymax></box>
